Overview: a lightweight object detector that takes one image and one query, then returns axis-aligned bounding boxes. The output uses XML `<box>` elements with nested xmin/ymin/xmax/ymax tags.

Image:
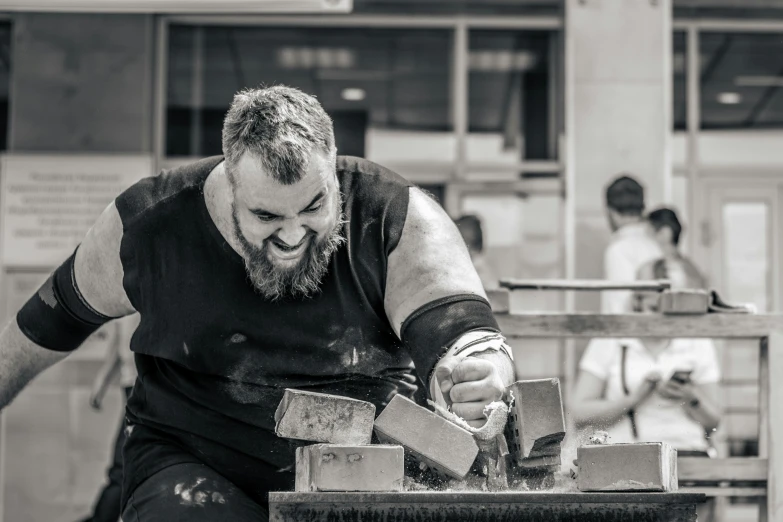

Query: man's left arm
<box><xmin>384</xmin><ymin>188</ymin><xmax>515</xmax><ymax>427</ymax></box>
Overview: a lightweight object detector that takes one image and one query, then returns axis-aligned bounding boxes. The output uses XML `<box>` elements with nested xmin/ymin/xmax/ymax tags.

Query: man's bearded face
<box><xmin>228</xmin><ymin>151</ymin><xmax>345</xmax><ymax>301</ymax></box>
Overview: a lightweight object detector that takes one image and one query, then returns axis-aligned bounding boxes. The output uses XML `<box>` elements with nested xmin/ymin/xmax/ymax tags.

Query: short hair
<box><xmin>605</xmin><ymin>175</ymin><xmax>645</xmax><ymax>216</ymax></box>
<box><xmin>648</xmin><ymin>207</ymin><xmax>683</xmax><ymax>246</ymax></box>
<box><xmin>222</xmin><ymin>85</ymin><xmax>335</xmax><ymax>185</ymax></box>
<box><xmin>455</xmin><ymin>214</ymin><xmax>484</xmax><ymax>253</ymax></box>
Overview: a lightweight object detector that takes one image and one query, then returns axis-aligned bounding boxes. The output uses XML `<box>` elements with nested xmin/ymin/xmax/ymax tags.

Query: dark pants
<box><xmin>80</xmin><ymin>387</ymin><xmax>133</xmax><ymax>522</ymax></box>
<box><xmin>120</xmin><ymin>462</ymin><xmax>269</xmax><ymax>522</ymax></box>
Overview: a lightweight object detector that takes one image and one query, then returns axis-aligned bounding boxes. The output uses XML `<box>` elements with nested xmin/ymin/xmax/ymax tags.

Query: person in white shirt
<box><xmin>647</xmin><ymin>207</ymin><xmax>708</xmax><ymax>290</ymax></box>
<box><xmin>571</xmin><ymin>260</ymin><xmax>722</xmax><ymax>453</ymax></box>
<box><xmin>602</xmin><ymin>175</ymin><xmax>663</xmax><ymax>313</ymax></box>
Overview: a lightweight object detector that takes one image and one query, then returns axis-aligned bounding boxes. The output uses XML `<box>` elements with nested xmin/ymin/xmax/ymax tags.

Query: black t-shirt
<box><xmin>115</xmin><ymin>155</ymin><xmax>422</xmax><ymax>507</ymax></box>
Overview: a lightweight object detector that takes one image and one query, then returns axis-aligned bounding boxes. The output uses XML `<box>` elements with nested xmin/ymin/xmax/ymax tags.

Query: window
<box><xmin>166</xmin><ymin>25</ymin><xmax>454</xmax><ymax>166</ymax></box>
<box><xmin>468</xmin><ymin>30</ymin><xmax>559</xmax><ymax>165</ymax></box>
<box><xmin>673</xmin><ymin>31</ymin><xmax>686</xmax><ymax>131</ymax></box>
<box><xmin>0</xmin><ymin>21</ymin><xmax>11</xmax><ymax>151</ymax></box>
<box><xmin>700</xmin><ymin>32</ymin><xmax>783</xmax><ymax>130</ymax></box>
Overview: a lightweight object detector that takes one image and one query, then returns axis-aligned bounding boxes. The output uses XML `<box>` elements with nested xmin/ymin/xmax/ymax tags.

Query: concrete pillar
<box><xmin>565</xmin><ymin>0</ymin><xmax>673</xmax><ymax>312</ymax></box>
<box><xmin>9</xmin><ymin>13</ymin><xmax>154</xmax><ymax>153</ymax></box>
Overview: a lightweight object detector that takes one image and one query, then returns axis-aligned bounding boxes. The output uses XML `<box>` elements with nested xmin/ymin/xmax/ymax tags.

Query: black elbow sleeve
<box><xmin>16</xmin><ymin>250</ymin><xmax>113</xmax><ymax>352</ymax></box>
<box><xmin>400</xmin><ymin>294</ymin><xmax>499</xmax><ymax>381</ymax></box>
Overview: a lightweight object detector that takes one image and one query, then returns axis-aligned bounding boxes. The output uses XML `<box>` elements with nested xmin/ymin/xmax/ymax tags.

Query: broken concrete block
<box><xmin>517</xmin><ymin>454</ymin><xmax>561</xmax><ymax>470</ymax></box>
<box><xmin>505</xmin><ymin>379</ymin><xmax>566</xmax><ymax>466</ymax></box>
<box><xmin>295</xmin><ymin>444</ymin><xmax>404</xmax><ymax>492</ymax></box>
<box><xmin>659</xmin><ymin>290</ymin><xmax>709</xmax><ymax>315</ymax></box>
<box><xmin>577</xmin><ymin>442</ymin><xmax>678</xmax><ymax>492</ymax></box>
<box><xmin>275</xmin><ymin>389</ymin><xmax>375</xmax><ymax>445</ymax></box>
<box><xmin>374</xmin><ymin>394</ymin><xmax>479</xmax><ymax>480</ymax></box>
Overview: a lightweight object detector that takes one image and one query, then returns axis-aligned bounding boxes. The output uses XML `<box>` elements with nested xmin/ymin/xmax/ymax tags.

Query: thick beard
<box><xmin>232</xmin><ymin>198</ymin><xmax>346</xmax><ymax>301</ymax></box>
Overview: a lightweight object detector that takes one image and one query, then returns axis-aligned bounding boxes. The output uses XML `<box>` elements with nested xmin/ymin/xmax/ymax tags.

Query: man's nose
<box><xmin>276</xmin><ymin>219</ymin><xmax>307</xmax><ymax>246</ymax></box>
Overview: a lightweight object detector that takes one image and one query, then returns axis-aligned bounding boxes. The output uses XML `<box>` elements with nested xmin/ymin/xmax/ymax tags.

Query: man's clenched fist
<box><xmin>434</xmin><ymin>356</ymin><xmax>506</xmax><ymax>428</ymax></box>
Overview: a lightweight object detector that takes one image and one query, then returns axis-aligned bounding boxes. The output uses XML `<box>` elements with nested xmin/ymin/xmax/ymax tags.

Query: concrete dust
<box><xmin>404</xmin><ymin>468</ymin><xmax>579</xmax><ymax>494</ymax></box>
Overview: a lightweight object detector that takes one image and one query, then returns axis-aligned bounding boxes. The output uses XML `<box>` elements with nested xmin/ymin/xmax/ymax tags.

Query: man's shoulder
<box><xmin>337</xmin><ymin>156</ymin><xmax>413</xmax><ymax>192</ymax></box>
<box><xmin>115</xmin><ymin>156</ymin><xmax>223</xmax><ymax>226</ymax></box>
<box><xmin>336</xmin><ymin>157</ymin><xmax>414</xmax><ymax>258</ymax></box>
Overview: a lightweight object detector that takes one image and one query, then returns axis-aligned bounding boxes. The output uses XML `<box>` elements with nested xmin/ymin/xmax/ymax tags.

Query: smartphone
<box><xmin>670</xmin><ymin>370</ymin><xmax>693</xmax><ymax>385</ymax></box>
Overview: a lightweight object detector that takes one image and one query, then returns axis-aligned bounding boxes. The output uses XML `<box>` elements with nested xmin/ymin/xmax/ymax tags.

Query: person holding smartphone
<box><xmin>570</xmin><ymin>259</ymin><xmax>722</xmax><ymax>456</ymax></box>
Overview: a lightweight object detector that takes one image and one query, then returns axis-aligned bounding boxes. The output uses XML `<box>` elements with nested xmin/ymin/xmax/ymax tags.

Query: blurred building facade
<box><xmin>0</xmin><ymin>0</ymin><xmax>778</xmax><ymax>519</ymax></box>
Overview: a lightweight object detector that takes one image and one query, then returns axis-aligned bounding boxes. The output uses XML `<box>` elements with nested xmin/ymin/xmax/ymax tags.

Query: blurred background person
<box><xmin>571</xmin><ymin>259</ymin><xmax>722</xmax><ymax>453</ymax></box>
<box><xmin>602</xmin><ymin>175</ymin><xmax>662</xmax><ymax>313</ymax></box>
<box><xmin>647</xmin><ymin>207</ymin><xmax>708</xmax><ymax>290</ymax></box>
<box><xmin>77</xmin><ymin>314</ymin><xmax>140</xmax><ymax>522</ymax></box>
<box><xmin>455</xmin><ymin>214</ymin><xmax>499</xmax><ymax>291</ymax></box>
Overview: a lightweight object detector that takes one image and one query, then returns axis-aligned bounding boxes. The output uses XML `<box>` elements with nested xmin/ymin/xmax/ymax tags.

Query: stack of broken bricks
<box><xmin>275</xmin><ymin>379</ymin><xmax>679</xmax><ymax>494</ymax></box>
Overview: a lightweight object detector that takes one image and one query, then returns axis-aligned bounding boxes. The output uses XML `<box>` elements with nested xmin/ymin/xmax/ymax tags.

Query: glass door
<box><xmin>702</xmin><ymin>180</ymin><xmax>781</xmax><ymax>500</ymax></box>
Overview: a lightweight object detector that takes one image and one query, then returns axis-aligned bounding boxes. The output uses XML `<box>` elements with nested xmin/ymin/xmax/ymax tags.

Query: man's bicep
<box><xmin>384</xmin><ymin>188</ymin><xmax>486</xmax><ymax>336</ymax></box>
<box><xmin>73</xmin><ymin>201</ymin><xmax>135</xmax><ymax>317</ymax></box>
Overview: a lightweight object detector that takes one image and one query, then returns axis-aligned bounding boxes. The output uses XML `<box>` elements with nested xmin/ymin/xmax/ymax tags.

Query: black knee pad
<box><xmin>17</xmin><ymin>249</ymin><xmax>113</xmax><ymax>351</ymax></box>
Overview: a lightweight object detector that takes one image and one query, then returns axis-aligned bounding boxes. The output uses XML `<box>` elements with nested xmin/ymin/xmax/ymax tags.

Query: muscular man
<box><xmin>0</xmin><ymin>86</ymin><xmax>514</xmax><ymax>521</ymax></box>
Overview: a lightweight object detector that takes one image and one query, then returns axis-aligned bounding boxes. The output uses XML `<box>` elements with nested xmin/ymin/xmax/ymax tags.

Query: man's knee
<box><xmin>122</xmin><ymin>463</ymin><xmax>268</xmax><ymax>522</ymax></box>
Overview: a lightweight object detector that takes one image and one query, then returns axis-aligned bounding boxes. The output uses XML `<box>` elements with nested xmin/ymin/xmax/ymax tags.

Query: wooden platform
<box><xmin>268</xmin><ymin>491</ymin><xmax>706</xmax><ymax>522</ymax></box>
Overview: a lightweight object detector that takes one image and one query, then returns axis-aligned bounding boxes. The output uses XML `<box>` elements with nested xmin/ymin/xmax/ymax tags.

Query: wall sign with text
<box><xmin>0</xmin><ymin>154</ymin><xmax>153</xmax><ymax>268</ymax></box>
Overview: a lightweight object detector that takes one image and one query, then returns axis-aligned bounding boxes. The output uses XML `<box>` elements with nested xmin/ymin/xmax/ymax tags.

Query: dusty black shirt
<box><xmin>115</xmin><ymin>156</ymin><xmax>422</xmax><ymax>507</ymax></box>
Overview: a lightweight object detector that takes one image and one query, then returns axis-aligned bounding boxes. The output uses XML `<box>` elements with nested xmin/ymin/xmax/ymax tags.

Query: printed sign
<box><xmin>0</xmin><ymin>155</ymin><xmax>153</xmax><ymax>268</ymax></box>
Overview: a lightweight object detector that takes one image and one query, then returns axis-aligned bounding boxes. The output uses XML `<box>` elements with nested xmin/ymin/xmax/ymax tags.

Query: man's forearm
<box><xmin>0</xmin><ymin>319</ymin><xmax>69</xmax><ymax>410</ymax></box>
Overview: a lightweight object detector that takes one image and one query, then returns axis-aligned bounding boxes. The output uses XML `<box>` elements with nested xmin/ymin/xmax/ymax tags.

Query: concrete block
<box><xmin>517</xmin><ymin>454</ymin><xmax>561</xmax><ymax>470</ymax></box>
<box><xmin>577</xmin><ymin>442</ymin><xmax>678</xmax><ymax>492</ymax></box>
<box><xmin>505</xmin><ymin>379</ymin><xmax>566</xmax><ymax>465</ymax></box>
<box><xmin>295</xmin><ymin>444</ymin><xmax>404</xmax><ymax>492</ymax></box>
<box><xmin>374</xmin><ymin>394</ymin><xmax>479</xmax><ymax>480</ymax></box>
<box><xmin>275</xmin><ymin>389</ymin><xmax>375</xmax><ymax>445</ymax></box>
<box><xmin>659</xmin><ymin>290</ymin><xmax>709</xmax><ymax>315</ymax></box>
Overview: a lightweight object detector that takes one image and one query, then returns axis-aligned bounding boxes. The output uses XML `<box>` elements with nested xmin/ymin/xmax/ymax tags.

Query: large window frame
<box><xmin>672</xmin><ymin>18</ymin><xmax>783</xmax><ymax>304</ymax></box>
<box><xmin>153</xmin><ymin>14</ymin><xmax>564</xmax><ymax>216</ymax></box>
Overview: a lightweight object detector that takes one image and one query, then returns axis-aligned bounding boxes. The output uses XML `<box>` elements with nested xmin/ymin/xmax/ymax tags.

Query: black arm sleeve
<box><xmin>400</xmin><ymin>294</ymin><xmax>499</xmax><ymax>381</ymax></box>
<box><xmin>17</xmin><ymin>249</ymin><xmax>114</xmax><ymax>352</ymax></box>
